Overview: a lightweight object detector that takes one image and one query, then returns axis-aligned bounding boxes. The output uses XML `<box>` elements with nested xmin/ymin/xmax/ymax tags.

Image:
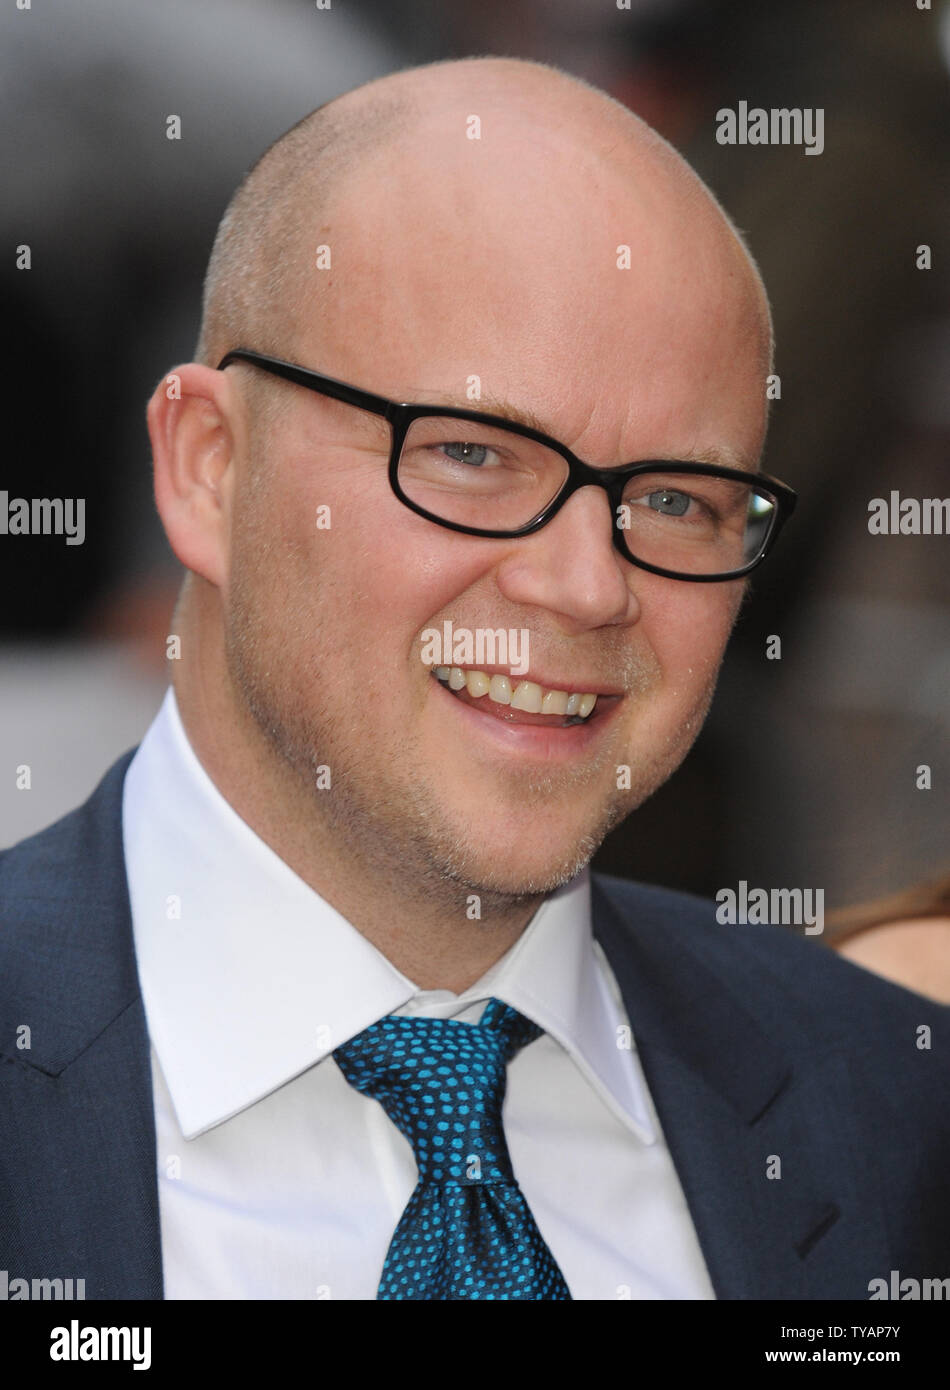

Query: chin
<box><xmin>445</xmin><ymin>835</ymin><xmax>601</xmax><ymax>901</ymax></box>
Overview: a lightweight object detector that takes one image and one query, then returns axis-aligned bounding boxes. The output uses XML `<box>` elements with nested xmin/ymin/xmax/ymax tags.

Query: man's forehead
<box><xmin>313</xmin><ymin>120</ymin><xmax>763</xmax><ymax>357</ymax></box>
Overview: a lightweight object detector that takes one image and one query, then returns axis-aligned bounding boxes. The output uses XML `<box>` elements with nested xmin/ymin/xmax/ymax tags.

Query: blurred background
<box><xmin>1</xmin><ymin>0</ymin><xmax>947</xmax><ymax>912</ymax></box>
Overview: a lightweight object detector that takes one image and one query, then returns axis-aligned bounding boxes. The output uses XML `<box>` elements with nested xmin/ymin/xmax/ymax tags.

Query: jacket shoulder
<box><xmin>590</xmin><ymin>869</ymin><xmax>950</xmax><ymax>1037</ymax></box>
<box><xmin>0</xmin><ymin>749</ymin><xmax>138</xmax><ymax>1072</ymax></box>
<box><xmin>0</xmin><ymin>749</ymin><xmax>136</xmax><ymax>885</ymax></box>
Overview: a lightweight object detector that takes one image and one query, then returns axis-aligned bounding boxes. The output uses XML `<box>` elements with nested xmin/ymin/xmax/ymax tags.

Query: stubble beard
<box><xmin>223</xmin><ymin>582</ymin><xmax>659</xmax><ymax>921</ymax></box>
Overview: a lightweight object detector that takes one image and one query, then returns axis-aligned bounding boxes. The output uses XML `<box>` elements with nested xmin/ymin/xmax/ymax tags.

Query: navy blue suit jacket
<box><xmin>1</xmin><ymin>750</ymin><xmax>948</xmax><ymax>1299</ymax></box>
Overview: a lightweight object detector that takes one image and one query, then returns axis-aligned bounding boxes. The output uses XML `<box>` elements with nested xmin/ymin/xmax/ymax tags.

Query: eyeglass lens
<box><xmin>397</xmin><ymin>415</ymin><xmax>776</xmax><ymax>576</ymax></box>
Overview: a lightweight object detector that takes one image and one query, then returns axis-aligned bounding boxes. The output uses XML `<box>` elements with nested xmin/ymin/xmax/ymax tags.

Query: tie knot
<box><xmin>333</xmin><ymin>998</ymin><xmax>541</xmax><ymax>1185</ymax></box>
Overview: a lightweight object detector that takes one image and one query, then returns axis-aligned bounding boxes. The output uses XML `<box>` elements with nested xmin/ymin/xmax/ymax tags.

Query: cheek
<box><xmin>327</xmin><ymin>511</ymin><xmax>500</xmax><ymax>643</ymax></box>
<box><xmin>641</xmin><ymin>582</ymin><xmax>741</xmax><ymax>692</ymax></box>
<box><xmin>266</xmin><ymin>474</ymin><xmax>495</xmax><ymax>673</ymax></box>
<box><xmin>270</xmin><ymin>433</ymin><xmax>532</xmax><ymax>641</ymax></box>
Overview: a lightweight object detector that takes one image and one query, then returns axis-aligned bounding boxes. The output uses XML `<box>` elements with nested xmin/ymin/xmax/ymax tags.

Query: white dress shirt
<box><xmin>122</xmin><ymin>687</ymin><xmax>714</xmax><ymax>1300</ymax></box>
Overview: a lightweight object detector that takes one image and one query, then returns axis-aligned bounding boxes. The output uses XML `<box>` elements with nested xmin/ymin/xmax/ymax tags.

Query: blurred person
<box><xmin>1</xmin><ymin>57</ymin><xmax>947</xmax><ymax>1303</ymax></box>
<box><xmin>828</xmin><ymin>873</ymin><xmax>950</xmax><ymax>1005</ymax></box>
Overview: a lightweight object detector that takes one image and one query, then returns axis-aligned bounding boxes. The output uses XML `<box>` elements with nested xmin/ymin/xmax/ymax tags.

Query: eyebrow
<box><xmin>476</xmin><ymin>396</ymin><xmax>551</xmax><ymax>434</ymax></box>
<box><xmin>674</xmin><ymin>442</ymin><xmax>758</xmax><ymax>473</ymax></box>
<box><xmin>411</xmin><ymin>389</ymin><xmax>549</xmax><ymax>435</ymax></box>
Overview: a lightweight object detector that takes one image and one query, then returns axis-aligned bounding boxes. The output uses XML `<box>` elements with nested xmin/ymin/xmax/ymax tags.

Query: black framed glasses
<box><xmin>218</xmin><ymin>348</ymin><xmax>797</xmax><ymax>582</ymax></box>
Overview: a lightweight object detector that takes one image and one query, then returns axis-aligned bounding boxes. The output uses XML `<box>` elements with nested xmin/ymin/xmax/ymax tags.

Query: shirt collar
<box><xmin>123</xmin><ymin>687</ymin><xmax>655</xmax><ymax>1144</ymax></box>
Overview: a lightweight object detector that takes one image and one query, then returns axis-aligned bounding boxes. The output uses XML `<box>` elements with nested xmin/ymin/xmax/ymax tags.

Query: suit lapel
<box><xmin>0</xmin><ymin>750</ymin><xmax>163</xmax><ymax>1298</ymax></box>
<box><xmin>590</xmin><ymin>875</ymin><xmax>889</xmax><ymax>1299</ymax></box>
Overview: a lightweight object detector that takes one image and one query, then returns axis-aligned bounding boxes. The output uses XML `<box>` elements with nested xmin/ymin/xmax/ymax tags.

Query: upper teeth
<box><xmin>433</xmin><ymin>666</ymin><xmax>598</xmax><ymax>718</ymax></box>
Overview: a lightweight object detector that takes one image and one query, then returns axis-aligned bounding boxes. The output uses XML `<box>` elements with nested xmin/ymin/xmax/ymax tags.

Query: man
<box><xmin>1</xmin><ymin>56</ymin><xmax>947</xmax><ymax>1301</ymax></box>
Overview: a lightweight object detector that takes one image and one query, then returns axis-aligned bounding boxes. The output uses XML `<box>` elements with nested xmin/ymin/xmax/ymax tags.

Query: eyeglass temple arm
<box><xmin>218</xmin><ymin>349</ymin><xmax>396</xmax><ymax>419</ymax></box>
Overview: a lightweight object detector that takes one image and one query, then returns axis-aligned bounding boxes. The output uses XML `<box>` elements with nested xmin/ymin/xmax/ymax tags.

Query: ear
<box><xmin>147</xmin><ymin>363</ymin><xmax>244</xmax><ymax>591</ymax></box>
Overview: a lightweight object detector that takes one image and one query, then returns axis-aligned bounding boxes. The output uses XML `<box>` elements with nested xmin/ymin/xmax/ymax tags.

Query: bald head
<box><xmin>194</xmin><ymin>57</ymin><xmax>772</xmax><ymax>395</ymax></box>
<box><xmin>193</xmin><ymin>85</ymin><xmax>414</xmax><ymax>369</ymax></box>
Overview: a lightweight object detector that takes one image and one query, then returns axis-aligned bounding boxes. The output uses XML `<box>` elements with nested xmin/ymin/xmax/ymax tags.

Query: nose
<box><xmin>493</xmin><ymin>485</ymin><xmax>638</xmax><ymax>631</ymax></box>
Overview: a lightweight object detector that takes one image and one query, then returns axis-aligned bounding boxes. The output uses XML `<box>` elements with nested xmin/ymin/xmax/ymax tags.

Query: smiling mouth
<box><xmin>430</xmin><ymin>665</ymin><xmax>616</xmax><ymax>728</ymax></box>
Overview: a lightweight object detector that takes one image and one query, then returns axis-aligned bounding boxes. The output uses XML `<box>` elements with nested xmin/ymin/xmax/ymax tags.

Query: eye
<box><xmin>437</xmin><ymin>442</ymin><xmax>497</xmax><ymax>468</ymax></box>
<box><xmin>645</xmin><ymin>488</ymin><xmax>692</xmax><ymax>516</ymax></box>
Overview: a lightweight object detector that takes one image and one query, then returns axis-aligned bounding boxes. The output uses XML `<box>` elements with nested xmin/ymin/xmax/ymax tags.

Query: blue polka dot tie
<box><xmin>333</xmin><ymin>997</ymin><xmax>572</xmax><ymax>1300</ymax></box>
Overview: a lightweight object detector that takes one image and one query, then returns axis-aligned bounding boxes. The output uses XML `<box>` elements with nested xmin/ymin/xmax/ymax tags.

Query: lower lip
<box><xmin>430</xmin><ymin>675</ymin><xmax>621</xmax><ymax>761</ymax></box>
